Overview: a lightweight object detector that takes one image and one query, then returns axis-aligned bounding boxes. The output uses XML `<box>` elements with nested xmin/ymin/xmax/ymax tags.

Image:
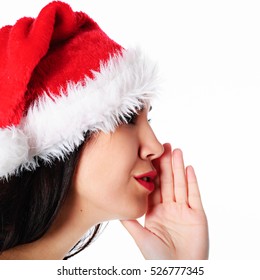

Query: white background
<box><xmin>1</xmin><ymin>0</ymin><xmax>260</xmax><ymax>260</ymax></box>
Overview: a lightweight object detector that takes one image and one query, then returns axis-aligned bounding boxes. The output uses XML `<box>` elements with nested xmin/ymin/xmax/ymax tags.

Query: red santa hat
<box><xmin>0</xmin><ymin>1</ymin><xmax>159</xmax><ymax>179</ymax></box>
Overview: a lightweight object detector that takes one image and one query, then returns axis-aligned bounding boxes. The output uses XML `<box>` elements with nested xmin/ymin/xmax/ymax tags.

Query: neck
<box><xmin>40</xmin><ymin>189</ymin><xmax>102</xmax><ymax>259</ymax></box>
<box><xmin>0</xmin><ymin>189</ymin><xmax>108</xmax><ymax>260</ymax></box>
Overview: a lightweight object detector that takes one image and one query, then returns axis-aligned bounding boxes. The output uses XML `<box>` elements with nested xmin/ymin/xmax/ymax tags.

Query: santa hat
<box><xmin>0</xmin><ymin>1</ymin><xmax>159</xmax><ymax>179</ymax></box>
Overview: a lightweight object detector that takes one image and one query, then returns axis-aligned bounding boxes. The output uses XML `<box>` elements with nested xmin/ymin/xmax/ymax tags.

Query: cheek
<box><xmin>72</xmin><ymin>131</ymin><xmax>148</xmax><ymax>220</ymax></box>
<box><xmin>74</xmin><ymin>164</ymin><xmax>149</xmax><ymax>220</ymax></box>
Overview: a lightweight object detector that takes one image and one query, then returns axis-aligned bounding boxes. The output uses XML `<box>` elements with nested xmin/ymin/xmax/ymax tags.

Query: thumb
<box><xmin>120</xmin><ymin>220</ymin><xmax>151</xmax><ymax>249</ymax></box>
<box><xmin>120</xmin><ymin>220</ymin><xmax>168</xmax><ymax>259</ymax></box>
<box><xmin>121</xmin><ymin>220</ymin><xmax>158</xmax><ymax>259</ymax></box>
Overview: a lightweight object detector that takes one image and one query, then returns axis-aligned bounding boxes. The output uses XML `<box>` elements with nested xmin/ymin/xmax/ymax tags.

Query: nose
<box><xmin>139</xmin><ymin>125</ymin><xmax>164</xmax><ymax>161</ymax></box>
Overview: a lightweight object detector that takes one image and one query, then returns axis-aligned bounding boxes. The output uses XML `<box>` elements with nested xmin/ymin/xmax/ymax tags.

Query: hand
<box><xmin>121</xmin><ymin>143</ymin><xmax>209</xmax><ymax>259</ymax></box>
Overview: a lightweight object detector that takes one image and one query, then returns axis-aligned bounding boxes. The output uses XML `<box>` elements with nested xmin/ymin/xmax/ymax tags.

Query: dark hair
<box><xmin>0</xmin><ymin>134</ymin><xmax>100</xmax><ymax>259</ymax></box>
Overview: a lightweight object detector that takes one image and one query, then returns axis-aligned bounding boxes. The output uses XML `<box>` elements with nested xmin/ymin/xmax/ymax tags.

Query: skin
<box><xmin>122</xmin><ymin>144</ymin><xmax>209</xmax><ymax>259</ymax></box>
<box><xmin>0</xmin><ymin>107</ymin><xmax>209</xmax><ymax>260</ymax></box>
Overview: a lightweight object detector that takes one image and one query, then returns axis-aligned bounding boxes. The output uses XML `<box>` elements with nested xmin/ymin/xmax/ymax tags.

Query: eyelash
<box><xmin>124</xmin><ymin>113</ymin><xmax>138</xmax><ymax>125</ymax></box>
<box><xmin>123</xmin><ymin>113</ymin><xmax>152</xmax><ymax>125</ymax></box>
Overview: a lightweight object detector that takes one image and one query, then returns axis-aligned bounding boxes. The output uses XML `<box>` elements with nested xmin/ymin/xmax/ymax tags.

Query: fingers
<box><xmin>158</xmin><ymin>143</ymin><xmax>175</xmax><ymax>202</ymax></box>
<box><xmin>155</xmin><ymin>143</ymin><xmax>203</xmax><ymax>209</ymax></box>
<box><xmin>172</xmin><ymin>149</ymin><xmax>188</xmax><ymax>204</ymax></box>
<box><xmin>186</xmin><ymin>165</ymin><xmax>204</xmax><ymax>210</ymax></box>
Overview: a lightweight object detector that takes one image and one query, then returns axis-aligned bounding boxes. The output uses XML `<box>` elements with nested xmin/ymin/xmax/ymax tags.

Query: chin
<box><xmin>122</xmin><ymin>201</ymin><xmax>148</xmax><ymax>220</ymax></box>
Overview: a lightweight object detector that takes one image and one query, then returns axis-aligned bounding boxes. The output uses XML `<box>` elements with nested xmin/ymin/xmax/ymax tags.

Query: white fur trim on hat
<box><xmin>0</xmin><ymin>47</ymin><xmax>160</xmax><ymax>180</ymax></box>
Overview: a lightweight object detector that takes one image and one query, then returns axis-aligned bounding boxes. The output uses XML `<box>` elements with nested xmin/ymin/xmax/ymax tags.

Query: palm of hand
<box><xmin>144</xmin><ymin>199</ymin><xmax>208</xmax><ymax>259</ymax></box>
<box><xmin>121</xmin><ymin>143</ymin><xmax>209</xmax><ymax>260</ymax></box>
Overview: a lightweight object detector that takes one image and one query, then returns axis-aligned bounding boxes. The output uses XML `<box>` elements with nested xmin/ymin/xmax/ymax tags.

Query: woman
<box><xmin>0</xmin><ymin>1</ymin><xmax>209</xmax><ymax>259</ymax></box>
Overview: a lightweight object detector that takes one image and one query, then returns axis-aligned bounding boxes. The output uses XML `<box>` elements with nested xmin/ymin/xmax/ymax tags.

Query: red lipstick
<box><xmin>134</xmin><ymin>170</ymin><xmax>157</xmax><ymax>192</ymax></box>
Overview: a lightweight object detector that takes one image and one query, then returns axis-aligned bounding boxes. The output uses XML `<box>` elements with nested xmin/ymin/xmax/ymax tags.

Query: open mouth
<box><xmin>134</xmin><ymin>170</ymin><xmax>157</xmax><ymax>192</ymax></box>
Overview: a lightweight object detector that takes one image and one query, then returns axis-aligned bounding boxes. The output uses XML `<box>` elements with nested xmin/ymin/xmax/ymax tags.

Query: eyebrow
<box><xmin>149</xmin><ymin>106</ymin><xmax>153</xmax><ymax>112</ymax></box>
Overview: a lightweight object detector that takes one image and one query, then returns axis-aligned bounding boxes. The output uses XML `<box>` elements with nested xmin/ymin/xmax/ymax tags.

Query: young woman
<box><xmin>0</xmin><ymin>1</ymin><xmax>209</xmax><ymax>259</ymax></box>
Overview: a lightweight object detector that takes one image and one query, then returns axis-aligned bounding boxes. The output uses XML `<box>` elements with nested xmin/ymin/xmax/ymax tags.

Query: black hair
<box><xmin>0</xmin><ymin>134</ymin><xmax>100</xmax><ymax>259</ymax></box>
<box><xmin>0</xmin><ymin>109</ymin><xmax>144</xmax><ymax>259</ymax></box>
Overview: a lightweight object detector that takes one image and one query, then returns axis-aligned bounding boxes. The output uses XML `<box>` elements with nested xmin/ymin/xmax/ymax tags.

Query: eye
<box><xmin>122</xmin><ymin>112</ymin><xmax>138</xmax><ymax>125</ymax></box>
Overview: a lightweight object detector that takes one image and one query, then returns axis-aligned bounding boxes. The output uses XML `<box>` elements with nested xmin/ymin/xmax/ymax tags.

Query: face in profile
<box><xmin>72</xmin><ymin>106</ymin><xmax>164</xmax><ymax>222</ymax></box>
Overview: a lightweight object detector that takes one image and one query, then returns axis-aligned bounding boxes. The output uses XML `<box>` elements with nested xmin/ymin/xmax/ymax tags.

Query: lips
<box><xmin>134</xmin><ymin>170</ymin><xmax>157</xmax><ymax>192</ymax></box>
